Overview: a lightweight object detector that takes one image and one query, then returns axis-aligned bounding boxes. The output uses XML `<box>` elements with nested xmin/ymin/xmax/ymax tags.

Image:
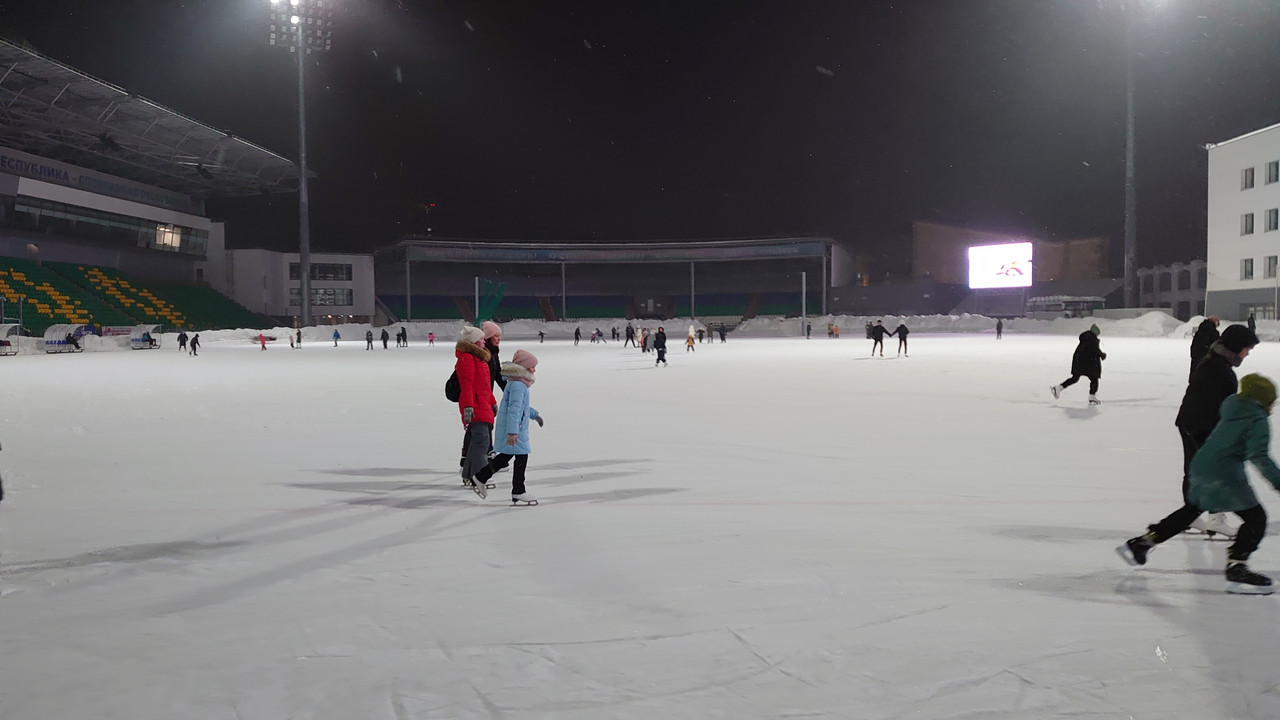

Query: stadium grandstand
<box><xmin>373</xmin><ymin>235</ymin><xmax>842</xmax><ymax>326</ymax></box>
<box><xmin>0</xmin><ymin>37</ymin><xmax>291</xmax><ymax>334</ymax></box>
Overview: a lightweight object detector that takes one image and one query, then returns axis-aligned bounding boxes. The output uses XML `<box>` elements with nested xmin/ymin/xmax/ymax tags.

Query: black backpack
<box><xmin>444</xmin><ymin>370</ymin><xmax>460</xmax><ymax>402</ymax></box>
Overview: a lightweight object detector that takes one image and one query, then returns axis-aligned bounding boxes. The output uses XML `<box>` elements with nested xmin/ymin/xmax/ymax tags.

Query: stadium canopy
<box><xmin>392</xmin><ymin>235</ymin><xmax>833</xmax><ymax>264</ymax></box>
<box><xmin>0</xmin><ymin>37</ymin><xmax>299</xmax><ymax>198</ymax></box>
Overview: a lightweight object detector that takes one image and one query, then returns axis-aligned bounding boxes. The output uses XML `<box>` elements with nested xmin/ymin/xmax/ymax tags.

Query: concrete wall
<box><xmin>1205</xmin><ymin>123</ymin><xmax>1280</xmax><ymax>321</ymax></box>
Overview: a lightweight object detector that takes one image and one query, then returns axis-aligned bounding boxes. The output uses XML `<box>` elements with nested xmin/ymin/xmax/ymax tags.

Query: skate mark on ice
<box><xmin>291</xmin><ymin>480</ymin><xmax>442</xmax><ymax>494</ymax></box>
<box><xmin>994</xmin><ymin>525</ymin><xmax>1128</xmax><ymax>543</ymax></box>
<box><xmin>0</xmin><ymin>540</ymin><xmax>247</xmax><ymax>577</ymax></box>
<box><xmin>728</xmin><ymin>628</ymin><xmax>817</xmax><ymax>688</ymax></box>
<box><xmin>548</xmin><ymin>487</ymin><xmax>684</xmax><ymax>503</ymax></box>
<box><xmin>530</xmin><ymin>470</ymin><xmax>646</xmax><ymax>488</ymax></box>
<box><xmin>539</xmin><ymin>458</ymin><xmax>648</xmax><ymax>471</ymax></box>
<box><xmin>315</xmin><ymin>467</ymin><xmax>442</xmax><ymax>478</ymax></box>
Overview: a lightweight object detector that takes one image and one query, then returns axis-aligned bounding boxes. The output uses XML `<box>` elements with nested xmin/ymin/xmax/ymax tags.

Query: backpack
<box><xmin>444</xmin><ymin>370</ymin><xmax>461</xmax><ymax>402</ymax></box>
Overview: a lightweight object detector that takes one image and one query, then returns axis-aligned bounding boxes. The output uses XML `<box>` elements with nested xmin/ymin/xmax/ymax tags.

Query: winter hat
<box><xmin>460</xmin><ymin>325</ymin><xmax>484</xmax><ymax>344</ymax></box>
<box><xmin>482</xmin><ymin>321</ymin><xmax>502</xmax><ymax>340</ymax></box>
<box><xmin>1089</xmin><ymin>323</ymin><xmax>1101</xmax><ymax>336</ymax></box>
<box><xmin>511</xmin><ymin>349</ymin><xmax>538</xmax><ymax>371</ymax></box>
<box><xmin>1220</xmin><ymin>325</ymin><xmax>1260</xmax><ymax>353</ymax></box>
<box><xmin>1239</xmin><ymin>373</ymin><xmax>1277</xmax><ymax>409</ymax></box>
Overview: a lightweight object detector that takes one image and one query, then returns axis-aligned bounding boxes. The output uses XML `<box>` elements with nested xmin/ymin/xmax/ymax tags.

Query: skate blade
<box><xmin>1226</xmin><ymin>582</ymin><xmax>1275</xmax><ymax>595</ymax></box>
<box><xmin>460</xmin><ymin>481</ymin><xmax>496</xmax><ymax>489</ymax></box>
<box><xmin>1115</xmin><ymin>545</ymin><xmax>1143</xmax><ymax>567</ymax></box>
<box><xmin>511</xmin><ymin>499</ymin><xmax>538</xmax><ymax>506</ymax></box>
<box><xmin>1186</xmin><ymin>529</ymin><xmax>1235</xmax><ymax>540</ymax></box>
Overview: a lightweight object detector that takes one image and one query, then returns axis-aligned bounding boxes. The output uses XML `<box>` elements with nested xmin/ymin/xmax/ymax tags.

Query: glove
<box><xmin>462</xmin><ymin>406</ymin><xmax>474</xmax><ymax>424</ymax></box>
<box><xmin>492</xmin><ymin>404</ymin><xmax>498</xmax><ymax>415</ymax></box>
<box><xmin>534</xmin><ymin>415</ymin><xmax>544</xmax><ymax>427</ymax></box>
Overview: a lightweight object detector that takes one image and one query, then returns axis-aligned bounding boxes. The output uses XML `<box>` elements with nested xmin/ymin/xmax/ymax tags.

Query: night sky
<box><xmin>3</xmin><ymin>0</ymin><xmax>1280</xmax><ymax>272</ymax></box>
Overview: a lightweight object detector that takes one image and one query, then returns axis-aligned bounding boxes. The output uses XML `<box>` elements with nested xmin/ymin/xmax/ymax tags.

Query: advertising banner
<box><xmin>968</xmin><ymin>242</ymin><xmax>1032</xmax><ymax>289</ymax></box>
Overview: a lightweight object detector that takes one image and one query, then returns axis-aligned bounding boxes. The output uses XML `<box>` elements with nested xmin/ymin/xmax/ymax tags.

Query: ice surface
<box><xmin>2</xmin><ymin>328</ymin><xmax>1279</xmax><ymax>719</ymax></box>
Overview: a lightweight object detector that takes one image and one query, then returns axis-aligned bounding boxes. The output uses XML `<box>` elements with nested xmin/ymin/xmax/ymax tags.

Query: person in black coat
<box><xmin>1131</xmin><ymin>324</ymin><xmax>1260</xmax><ymax>543</ymax></box>
<box><xmin>869</xmin><ymin>321</ymin><xmax>890</xmax><ymax>356</ymax></box>
<box><xmin>1188</xmin><ymin>316</ymin><xmax>1220</xmax><ymax>380</ymax></box>
<box><xmin>1050</xmin><ymin>327</ymin><xmax>1107</xmax><ymax>403</ymax></box>
<box><xmin>890</xmin><ymin>322</ymin><xmax>910</xmax><ymax>356</ymax></box>
<box><xmin>653</xmin><ymin>326</ymin><xmax>668</xmax><ymax>366</ymax></box>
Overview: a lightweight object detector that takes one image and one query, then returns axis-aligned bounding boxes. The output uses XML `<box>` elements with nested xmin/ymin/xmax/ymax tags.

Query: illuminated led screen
<box><xmin>968</xmin><ymin>242</ymin><xmax>1033</xmax><ymax>289</ymax></box>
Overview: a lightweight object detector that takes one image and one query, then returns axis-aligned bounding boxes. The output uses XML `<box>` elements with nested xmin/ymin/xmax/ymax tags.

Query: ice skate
<box><xmin>471</xmin><ymin>476</ymin><xmax>488</xmax><ymax>499</ymax></box>
<box><xmin>1189</xmin><ymin>513</ymin><xmax>1236</xmax><ymax>539</ymax></box>
<box><xmin>1050</xmin><ymin>385</ymin><xmax>1062</xmax><ymax>399</ymax></box>
<box><xmin>1116</xmin><ymin>532</ymin><xmax>1156</xmax><ymax>567</ymax></box>
<box><xmin>1225</xmin><ymin>560</ymin><xmax>1274</xmax><ymax>595</ymax></box>
<box><xmin>1088</xmin><ymin>394</ymin><xmax>1101</xmax><ymax>405</ymax></box>
<box><xmin>511</xmin><ymin>493</ymin><xmax>539</xmax><ymax>506</ymax></box>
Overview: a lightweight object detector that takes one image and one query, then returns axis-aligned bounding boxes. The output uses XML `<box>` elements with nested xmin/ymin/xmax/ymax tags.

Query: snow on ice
<box><xmin>1</xmin><ymin>313</ymin><xmax>1279</xmax><ymax>719</ymax></box>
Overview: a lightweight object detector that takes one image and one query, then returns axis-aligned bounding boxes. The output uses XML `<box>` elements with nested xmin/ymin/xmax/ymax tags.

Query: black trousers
<box><xmin>1060</xmin><ymin>374</ymin><xmax>1098</xmax><ymax>394</ymax></box>
<box><xmin>1179</xmin><ymin>428</ymin><xmax>1208</xmax><ymax>503</ymax></box>
<box><xmin>897</xmin><ymin>337</ymin><xmax>907</xmax><ymax>354</ymax></box>
<box><xmin>872</xmin><ymin>338</ymin><xmax>883</xmax><ymax>354</ymax></box>
<box><xmin>656</xmin><ymin>348</ymin><xmax>667</xmax><ymax>364</ymax></box>
<box><xmin>1149</xmin><ymin>503</ymin><xmax>1267</xmax><ymax>562</ymax></box>
<box><xmin>475</xmin><ymin>453</ymin><xmax>529</xmax><ymax>495</ymax></box>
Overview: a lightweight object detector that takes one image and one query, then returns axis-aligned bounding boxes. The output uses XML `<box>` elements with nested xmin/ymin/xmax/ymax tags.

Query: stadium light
<box><xmin>267</xmin><ymin>0</ymin><xmax>335</xmax><ymax>327</ymax></box>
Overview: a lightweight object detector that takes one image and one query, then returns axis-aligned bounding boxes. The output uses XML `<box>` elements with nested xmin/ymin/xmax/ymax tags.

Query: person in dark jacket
<box><xmin>624</xmin><ymin>323</ymin><xmax>636</xmax><ymax>348</ymax></box>
<box><xmin>1049</xmin><ymin>327</ymin><xmax>1106</xmax><ymax>404</ymax></box>
<box><xmin>1119</xmin><ymin>373</ymin><xmax>1280</xmax><ymax>593</ymax></box>
<box><xmin>365</xmin><ymin>330</ymin><xmax>374</xmax><ymax>350</ymax></box>
<box><xmin>380</xmin><ymin>328</ymin><xmax>390</xmax><ymax>349</ymax></box>
<box><xmin>177</xmin><ymin>331</ymin><xmax>188</xmax><ymax>351</ymax></box>
<box><xmin>1248</xmin><ymin>313</ymin><xmax>1257</xmax><ymax>334</ymax></box>
<box><xmin>890</xmin><ymin>322</ymin><xmax>910</xmax><ymax>356</ymax></box>
<box><xmin>189</xmin><ymin>333</ymin><xmax>200</xmax><ymax>356</ymax></box>
<box><xmin>653</xmin><ymin>326</ymin><xmax>668</xmax><ymax>366</ymax></box>
<box><xmin>869</xmin><ymin>321</ymin><xmax>890</xmax><ymax>356</ymax></box>
<box><xmin>1161</xmin><ymin>324</ymin><xmax>1261</xmax><ymax>536</ymax></box>
<box><xmin>574</xmin><ymin>327</ymin><xmax>581</xmax><ymax>346</ymax></box>
<box><xmin>1188</xmin><ymin>316</ymin><xmax>1220</xmax><ymax>380</ymax></box>
<box><xmin>718</xmin><ymin>323</ymin><xmax>727</xmax><ymax>342</ymax></box>
<box><xmin>995</xmin><ymin>319</ymin><xmax>1003</xmax><ymax>340</ymax></box>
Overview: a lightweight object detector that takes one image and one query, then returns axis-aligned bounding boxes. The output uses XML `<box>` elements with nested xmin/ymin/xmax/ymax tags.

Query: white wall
<box><xmin>1206</xmin><ymin>124</ymin><xmax>1280</xmax><ymax>296</ymax></box>
<box><xmin>228</xmin><ymin>249</ymin><xmax>374</xmax><ymax>319</ymax></box>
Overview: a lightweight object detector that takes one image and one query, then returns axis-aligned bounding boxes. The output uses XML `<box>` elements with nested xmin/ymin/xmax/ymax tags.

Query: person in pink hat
<box><xmin>469</xmin><ymin>348</ymin><xmax>544</xmax><ymax>505</ymax></box>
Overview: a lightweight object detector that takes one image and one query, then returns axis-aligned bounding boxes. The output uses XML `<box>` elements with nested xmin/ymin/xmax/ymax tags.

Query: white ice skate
<box><xmin>511</xmin><ymin>493</ymin><xmax>538</xmax><ymax>506</ymax></box>
<box><xmin>1189</xmin><ymin>513</ymin><xmax>1236</xmax><ymax>539</ymax></box>
<box><xmin>1088</xmin><ymin>394</ymin><xmax>1101</xmax><ymax>405</ymax></box>
<box><xmin>1050</xmin><ymin>385</ymin><xmax>1062</xmax><ymax>399</ymax></box>
<box><xmin>471</xmin><ymin>476</ymin><xmax>488</xmax><ymax>499</ymax></box>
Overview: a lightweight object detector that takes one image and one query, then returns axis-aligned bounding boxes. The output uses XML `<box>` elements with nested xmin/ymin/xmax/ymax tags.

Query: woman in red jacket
<box><xmin>456</xmin><ymin>325</ymin><xmax>497</xmax><ymax>493</ymax></box>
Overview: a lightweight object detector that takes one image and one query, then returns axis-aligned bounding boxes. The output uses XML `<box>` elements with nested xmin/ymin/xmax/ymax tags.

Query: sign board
<box><xmin>968</xmin><ymin>242</ymin><xmax>1033</xmax><ymax>289</ymax></box>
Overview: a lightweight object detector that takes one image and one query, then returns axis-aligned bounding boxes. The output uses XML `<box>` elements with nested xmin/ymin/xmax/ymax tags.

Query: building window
<box><xmin>1177</xmin><ymin>301</ymin><xmax>1191</xmax><ymax>321</ymax></box>
<box><xmin>1197</xmin><ymin>267</ymin><xmax>1207</xmax><ymax>289</ymax></box>
<box><xmin>1141</xmin><ymin>275</ymin><xmax>1154</xmax><ymax>293</ymax></box>
<box><xmin>290</xmin><ymin>287</ymin><xmax>353</xmax><ymax>307</ymax></box>
<box><xmin>1268</xmin><ymin>208</ymin><xmax>1279</xmax><ymax>232</ymax></box>
<box><xmin>1196</xmin><ymin>300</ymin><xmax>1205</xmax><ymax>316</ymax></box>
<box><xmin>1242</xmin><ymin>213</ymin><xmax>1255</xmax><ymax>235</ymax></box>
<box><xmin>1243</xmin><ymin>167</ymin><xmax>1256</xmax><ymax>189</ymax></box>
<box><xmin>1159</xmin><ymin>272</ymin><xmax>1172</xmax><ymax>291</ymax></box>
<box><xmin>1242</xmin><ymin>258</ymin><xmax>1254</xmax><ymax>280</ymax></box>
<box><xmin>1268</xmin><ymin>160</ymin><xmax>1280</xmax><ymax>185</ymax></box>
<box><xmin>289</xmin><ymin>263</ymin><xmax>354</xmax><ymax>281</ymax></box>
<box><xmin>1267</xmin><ymin>256</ymin><xmax>1278</xmax><ymax>279</ymax></box>
<box><xmin>1177</xmin><ymin>270</ymin><xmax>1191</xmax><ymax>290</ymax></box>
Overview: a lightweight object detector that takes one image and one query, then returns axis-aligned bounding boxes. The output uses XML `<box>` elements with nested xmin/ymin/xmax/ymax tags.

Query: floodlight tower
<box><xmin>268</xmin><ymin>0</ymin><xmax>333</xmax><ymax>327</ymax></box>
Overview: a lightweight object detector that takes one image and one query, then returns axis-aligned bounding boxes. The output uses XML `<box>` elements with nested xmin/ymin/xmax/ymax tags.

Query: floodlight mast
<box><xmin>268</xmin><ymin>0</ymin><xmax>334</xmax><ymax>327</ymax></box>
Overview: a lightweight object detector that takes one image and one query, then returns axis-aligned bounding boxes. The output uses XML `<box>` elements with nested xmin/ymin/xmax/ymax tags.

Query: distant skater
<box><xmin>891</xmin><ymin>322</ymin><xmax>910</xmax><ymax>356</ymax></box>
<box><xmin>996</xmin><ymin>319</ymin><xmax>1003</xmax><ymax>340</ymax></box>
<box><xmin>428</xmin><ymin>332</ymin><xmax>435</xmax><ymax>346</ymax></box>
<box><xmin>296</xmin><ymin>329</ymin><xmax>302</xmax><ymax>349</ymax></box>
<box><xmin>718</xmin><ymin>323</ymin><xmax>727</xmax><ymax>343</ymax></box>
<box><xmin>538</xmin><ymin>330</ymin><xmax>545</xmax><ymax>343</ymax></box>
<box><xmin>624</xmin><ymin>323</ymin><xmax>636</xmax><ymax>348</ymax></box>
<box><xmin>654</xmin><ymin>326</ymin><xmax>668</xmax><ymax>366</ymax></box>
<box><xmin>686</xmin><ymin>325</ymin><xmax>696</xmax><ymax>352</ymax></box>
<box><xmin>189</xmin><ymin>333</ymin><xmax>200</xmax><ymax>356</ymax></box>
<box><xmin>366</xmin><ymin>330</ymin><xmax>374</xmax><ymax>350</ymax></box>
<box><xmin>869</xmin><ymin>320</ymin><xmax>889</xmax><ymax>356</ymax></box>
<box><xmin>574</xmin><ymin>327</ymin><xmax>581</xmax><ymax>346</ymax></box>
<box><xmin>178</xmin><ymin>331</ymin><xmax>188</xmax><ymax>352</ymax></box>
<box><xmin>381</xmin><ymin>328</ymin><xmax>390</xmax><ymax>349</ymax></box>
<box><xmin>260</xmin><ymin>333</ymin><xmax>267</xmax><ymax>351</ymax></box>
<box><xmin>332</xmin><ymin>329</ymin><xmax>340</xmax><ymax>347</ymax></box>
<box><xmin>1049</xmin><ymin>326</ymin><xmax>1106</xmax><ymax>404</ymax></box>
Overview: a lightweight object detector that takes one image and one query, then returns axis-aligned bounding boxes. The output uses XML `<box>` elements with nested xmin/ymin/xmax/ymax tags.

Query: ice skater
<box><xmin>177</xmin><ymin>331</ymin><xmax>188</xmax><ymax>352</ymax></box>
<box><xmin>624</xmin><ymin>323</ymin><xmax>636</xmax><ymax>348</ymax></box>
<box><xmin>1189</xmin><ymin>316</ymin><xmax>1220</xmax><ymax>381</ymax></box>
<box><xmin>890</xmin><ymin>322</ymin><xmax>910</xmax><ymax>356</ymax></box>
<box><xmin>296</xmin><ymin>329</ymin><xmax>302</xmax><ymax>349</ymax></box>
<box><xmin>654</xmin><ymin>326</ymin><xmax>668</xmax><ymax>366</ymax></box>
<box><xmin>427</xmin><ymin>332</ymin><xmax>435</xmax><ymax>346</ymax></box>
<box><xmin>995</xmin><ymin>319</ymin><xmax>1003</xmax><ymax>340</ymax></box>
<box><xmin>189</xmin><ymin>333</ymin><xmax>200</xmax><ymax>356</ymax></box>
<box><xmin>454</xmin><ymin>325</ymin><xmax>497</xmax><ymax>493</ymax></box>
<box><xmin>259</xmin><ymin>333</ymin><xmax>267</xmax><ymax>351</ymax></box>
<box><xmin>1119</xmin><ymin>373</ymin><xmax>1280</xmax><ymax>594</ymax></box>
<box><xmin>686</xmin><ymin>325</ymin><xmax>696</xmax><ymax>352</ymax></box>
<box><xmin>1049</xmin><ymin>326</ymin><xmax>1106</xmax><ymax>404</ymax></box>
<box><xmin>468</xmin><ymin>349</ymin><xmax>543</xmax><ymax>504</ymax></box>
<box><xmin>869</xmin><ymin>320</ymin><xmax>889</xmax><ymax>356</ymax></box>
<box><xmin>381</xmin><ymin>328</ymin><xmax>390</xmax><ymax>349</ymax></box>
<box><xmin>332</xmin><ymin>329</ymin><xmax>340</xmax><ymax>347</ymax></box>
<box><xmin>365</xmin><ymin>330</ymin><xmax>374</xmax><ymax>350</ymax></box>
<box><xmin>574</xmin><ymin>327</ymin><xmax>581</xmax><ymax>345</ymax></box>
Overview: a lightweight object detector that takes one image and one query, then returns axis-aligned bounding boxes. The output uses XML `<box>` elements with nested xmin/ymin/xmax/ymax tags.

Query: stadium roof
<box><xmin>391</xmin><ymin>236</ymin><xmax>834</xmax><ymax>264</ymax></box>
<box><xmin>0</xmin><ymin>37</ymin><xmax>299</xmax><ymax>199</ymax></box>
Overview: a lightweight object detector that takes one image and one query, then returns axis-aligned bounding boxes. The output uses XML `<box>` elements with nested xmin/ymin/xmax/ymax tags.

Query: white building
<box><xmin>1138</xmin><ymin>259</ymin><xmax>1206</xmax><ymax>321</ymax></box>
<box><xmin>228</xmin><ymin>249</ymin><xmax>375</xmax><ymax>324</ymax></box>
<box><xmin>1205</xmin><ymin>122</ymin><xmax>1280</xmax><ymax>320</ymax></box>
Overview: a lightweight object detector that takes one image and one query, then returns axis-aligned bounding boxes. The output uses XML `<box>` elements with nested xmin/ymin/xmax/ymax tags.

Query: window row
<box><xmin>1240</xmin><ymin>208</ymin><xmax>1280</xmax><ymax>235</ymax></box>
<box><xmin>1241</xmin><ymin>161</ymin><xmax>1280</xmax><ymax>189</ymax></box>
<box><xmin>4</xmin><ymin>195</ymin><xmax>209</xmax><ymax>256</ymax></box>
<box><xmin>289</xmin><ymin>287</ymin><xmax>353</xmax><ymax>306</ymax></box>
<box><xmin>1240</xmin><ymin>256</ymin><xmax>1280</xmax><ymax>280</ymax></box>
<box><xmin>1141</xmin><ymin>268</ymin><xmax>1207</xmax><ymax>293</ymax></box>
<box><xmin>288</xmin><ymin>262</ymin><xmax>353</xmax><ymax>281</ymax></box>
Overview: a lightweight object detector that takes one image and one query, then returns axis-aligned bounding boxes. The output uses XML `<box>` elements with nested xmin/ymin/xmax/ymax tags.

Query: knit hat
<box><xmin>511</xmin><ymin>349</ymin><xmax>538</xmax><ymax>371</ymax></box>
<box><xmin>1089</xmin><ymin>323</ymin><xmax>1101</xmax><ymax>336</ymax></box>
<box><xmin>1239</xmin><ymin>373</ymin><xmax>1277</xmax><ymax>409</ymax></box>
<box><xmin>1220</xmin><ymin>325</ymin><xmax>1260</xmax><ymax>353</ymax></box>
<box><xmin>482</xmin><ymin>321</ymin><xmax>502</xmax><ymax>339</ymax></box>
<box><xmin>460</xmin><ymin>325</ymin><xmax>484</xmax><ymax>344</ymax></box>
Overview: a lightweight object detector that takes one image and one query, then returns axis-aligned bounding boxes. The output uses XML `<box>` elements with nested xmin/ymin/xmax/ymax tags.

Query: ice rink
<box><xmin>3</xmin><ymin>327</ymin><xmax>1279</xmax><ymax>719</ymax></box>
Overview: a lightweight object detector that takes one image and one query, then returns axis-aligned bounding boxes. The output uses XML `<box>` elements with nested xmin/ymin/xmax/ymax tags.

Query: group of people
<box><xmin>1114</xmin><ymin>317</ymin><xmax>1280</xmax><ymax>594</ymax></box>
<box><xmin>453</xmin><ymin>321</ymin><xmax>543</xmax><ymax>505</ymax></box>
<box><xmin>176</xmin><ymin>331</ymin><xmax>199</xmax><ymax>356</ymax></box>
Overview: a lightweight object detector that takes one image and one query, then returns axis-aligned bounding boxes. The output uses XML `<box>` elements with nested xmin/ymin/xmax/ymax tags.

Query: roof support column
<box><xmin>561</xmin><ymin>263</ymin><xmax>567</xmax><ymax>321</ymax></box>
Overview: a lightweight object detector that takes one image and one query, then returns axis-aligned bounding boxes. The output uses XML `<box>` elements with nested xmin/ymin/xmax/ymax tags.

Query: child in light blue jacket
<box><xmin>470</xmin><ymin>349</ymin><xmax>543</xmax><ymax>504</ymax></box>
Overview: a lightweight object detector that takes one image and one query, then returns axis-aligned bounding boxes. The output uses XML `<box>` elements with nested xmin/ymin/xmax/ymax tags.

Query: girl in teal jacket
<box><xmin>469</xmin><ymin>349</ymin><xmax>543</xmax><ymax>505</ymax></box>
<box><xmin>1119</xmin><ymin>374</ymin><xmax>1280</xmax><ymax>594</ymax></box>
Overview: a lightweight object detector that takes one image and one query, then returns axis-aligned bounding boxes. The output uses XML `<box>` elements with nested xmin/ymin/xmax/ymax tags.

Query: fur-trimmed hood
<box><xmin>501</xmin><ymin>361</ymin><xmax>535</xmax><ymax>386</ymax></box>
<box><xmin>455</xmin><ymin>340</ymin><xmax>491</xmax><ymax>362</ymax></box>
